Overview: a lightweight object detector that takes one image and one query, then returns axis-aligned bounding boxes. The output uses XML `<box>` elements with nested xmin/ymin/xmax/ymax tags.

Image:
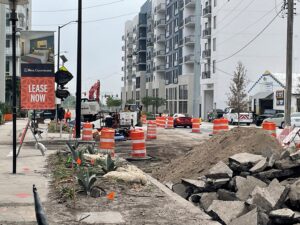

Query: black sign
<box><xmin>21</xmin><ymin>64</ymin><xmax>54</xmax><ymax>77</ymax></box>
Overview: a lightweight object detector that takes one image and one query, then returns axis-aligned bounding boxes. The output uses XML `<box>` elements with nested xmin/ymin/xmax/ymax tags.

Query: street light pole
<box><xmin>11</xmin><ymin>0</ymin><xmax>18</xmax><ymax>174</ymax></box>
<box><xmin>76</xmin><ymin>0</ymin><xmax>82</xmax><ymax>138</ymax></box>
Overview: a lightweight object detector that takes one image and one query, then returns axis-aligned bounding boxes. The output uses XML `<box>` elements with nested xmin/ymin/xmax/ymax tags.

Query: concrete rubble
<box><xmin>164</xmin><ymin>150</ymin><xmax>300</xmax><ymax>225</ymax></box>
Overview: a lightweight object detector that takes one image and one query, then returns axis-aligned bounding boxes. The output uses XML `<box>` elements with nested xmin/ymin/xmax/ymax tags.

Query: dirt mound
<box><xmin>154</xmin><ymin>127</ymin><xmax>283</xmax><ymax>183</ymax></box>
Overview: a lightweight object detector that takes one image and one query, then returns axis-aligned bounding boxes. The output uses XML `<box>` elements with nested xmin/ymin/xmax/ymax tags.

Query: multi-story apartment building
<box><xmin>122</xmin><ymin>0</ymin><xmax>197</xmax><ymax>116</ymax></box>
<box><xmin>200</xmin><ymin>0</ymin><xmax>300</xmax><ymax>118</ymax></box>
<box><xmin>0</xmin><ymin>1</ymin><xmax>32</xmax><ymax>103</ymax></box>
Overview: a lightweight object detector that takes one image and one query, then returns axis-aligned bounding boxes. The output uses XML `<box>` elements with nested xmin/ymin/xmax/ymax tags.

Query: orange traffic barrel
<box><xmin>147</xmin><ymin>120</ymin><xmax>157</xmax><ymax>139</ymax></box>
<box><xmin>82</xmin><ymin>122</ymin><xmax>93</xmax><ymax>141</ymax></box>
<box><xmin>212</xmin><ymin>118</ymin><xmax>229</xmax><ymax>135</ymax></box>
<box><xmin>72</xmin><ymin>126</ymin><xmax>79</xmax><ymax>139</ymax></box>
<box><xmin>192</xmin><ymin>118</ymin><xmax>201</xmax><ymax>133</ymax></box>
<box><xmin>142</xmin><ymin>115</ymin><xmax>147</xmax><ymax>125</ymax></box>
<box><xmin>262</xmin><ymin>121</ymin><xmax>276</xmax><ymax>137</ymax></box>
<box><xmin>131</xmin><ymin>130</ymin><xmax>147</xmax><ymax>159</ymax></box>
<box><xmin>99</xmin><ymin>128</ymin><xmax>115</xmax><ymax>157</ymax></box>
<box><xmin>166</xmin><ymin>117</ymin><xmax>174</xmax><ymax>129</ymax></box>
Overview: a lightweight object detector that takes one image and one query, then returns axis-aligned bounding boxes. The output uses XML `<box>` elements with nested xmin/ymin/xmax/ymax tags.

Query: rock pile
<box><xmin>168</xmin><ymin>149</ymin><xmax>300</xmax><ymax>225</ymax></box>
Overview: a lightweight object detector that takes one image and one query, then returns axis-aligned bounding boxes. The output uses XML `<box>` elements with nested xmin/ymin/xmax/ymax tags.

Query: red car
<box><xmin>173</xmin><ymin>113</ymin><xmax>192</xmax><ymax>128</ymax></box>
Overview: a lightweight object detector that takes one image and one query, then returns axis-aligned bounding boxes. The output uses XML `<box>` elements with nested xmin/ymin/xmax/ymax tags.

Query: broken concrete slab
<box><xmin>206</xmin><ymin>178</ymin><xmax>230</xmax><ymax>190</ymax></box>
<box><xmin>200</xmin><ymin>192</ymin><xmax>219</xmax><ymax>212</ymax></box>
<box><xmin>250</xmin><ymin>179</ymin><xmax>289</xmax><ymax>212</ymax></box>
<box><xmin>236</xmin><ymin>176</ymin><xmax>267</xmax><ymax>201</ymax></box>
<box><xmin>217</xmin><ymin>189</ymin><xmax>237</xmax><ymax>201</ymax></box>
<box><xmin>229</xmin><ymin>153</ymin><xmax>265</xmax><ymax>171</ymax></box>
<box><xmin>288</xmin><ymin>179</ymin><xmax>300</xmax><ymax>209</ymax></box>
<box><xmin>267</xmin><ymin>153</ymin><xmax>277</xmax><ymax>168</ymax></box>
<box><xmin>250</xmin><ymin>158</ymin><xmax>268</xmax><ymax>173</ymax></box>
<box><xmin>280</xmin><ymin>150</ymin><xmax>291</xmax><ymax>160</ymax></box>
<box><xmin>207</xmin><ymin>200</ymin><xmax>247</xmax><ymax>225</ymax></box>
<box><xmin>290</xmin><ymin>150</ymin><xmax>300</xmax><ymax>161</ymax></box>
<box><xmin>229</xmin><ymin>208</ymin><xmax>269</xmax><ymax>225</ymax></box>
<box><xmin>232</xmin><ymin>176</ymin><xmax>247</xmax><ymax>192</ymax></box>
<box><xmin>189</xmin><ymin>193</ymin><xmax>202</xmax><ymax>203</ymax></box>
<box><xmin>275</xmin><ymin>158</ymin><xmax>300</xmax><ymax>170</ymax></box>
<box><xmin>254</xmin><ymin>168</ymin><xmax>296</xmax><ymax>181</ymax></box>
<box><xmin>172</xmin><ymin>183</ymin><xmax>194</xmax><ymax>200</ymax></box>
<box><xmin>206</xmin><ymin>161</ymin><xmax>233</xmax><ymax>179</ymax></box>
<box><xmin>76</xmin><ymin>211</ymin><xmax>125</xmax><ymax>224</ymax></box>
<box><xmin>269</xmin><ymin>208</ymin><xmax>296</xmax><ymax>225</ymax></box>
<box><xmin>182</xmin><ymin>178</ymin><xmax>206</xmax><ymax>191</ymax></box>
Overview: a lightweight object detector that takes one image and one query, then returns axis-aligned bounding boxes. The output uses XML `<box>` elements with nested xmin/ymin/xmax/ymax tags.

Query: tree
<box><xmin>126</xmin><ymin>99</ymin><xmax>135</xmax><ymax>104</ymax></box>
<box><xmin>141</xmin><ymin>96</ymin><xmax>154</xmax><ymax>112</ymax></box>
<box><xmin>62</xmin><ymin>95</ymin><xmax>76</xmax><ymax>109</ymax></box>
<box><xmin>152</xmin><ymin>97</ymin><xmax>166</xmax><ymax>114</ymax></box>
<box><xmin>227</xmin><ymin>62</ymin><xmax>248</xmax><ymax>126</ymax></box>
<box><xmin>106</xmin><ymin>97</ymin><xmax>122</xmax><ymax>108</ymax></box>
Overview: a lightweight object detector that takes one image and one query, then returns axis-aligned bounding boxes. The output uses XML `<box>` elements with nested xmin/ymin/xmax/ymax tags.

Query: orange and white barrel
<box><xmin>131</xmin><ymin>130</ymin><xmax>147</xmax><ymax>158</ymax></box>
<box><xmin>192</xmin><ymin>118</ymin><xmax>201</xmax><ymax>133</ymax></box>
<box><xmin>212</xmin><ymin>118</ymin><xmax>229</xmax><ymax>135</ymax></box>
<box><xmin>82</xmin><ymin>122</ymin><xmax>93</xmax><ymax>141</ymax></box>
<box><xmin>262</xmin><ymin>121</ymin><xmax>276</xmax><ymax>137</ymax></box>
<box><xmin>166</xmin><ymin>117</ymin><xmax>174</xmax><ymax>129</ymax></box>
<box><xmin>141</xmin><ymin>115</ymin><xmax>147</xmax><ymax>125</ymax></box>
<box><xmin>147</xmin><ymin>120</ymin><xmax>157</xmax><ymax>139</ymax></box>
<box><xmin>99</xmin><ymin>128</ymin><xmax>115</xmax><ymax>157</ymax></box>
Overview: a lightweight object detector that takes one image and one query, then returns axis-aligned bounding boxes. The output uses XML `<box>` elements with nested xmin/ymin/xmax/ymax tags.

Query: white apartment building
<box><xmin>0</xmin><ymin>1</ymin><xmax>32</xmax><ymax>103</ymax></box>
<box><xmin>201</xmin><ymin>0</ymin><xmax>300</xmax><ymax>118</ymax></box>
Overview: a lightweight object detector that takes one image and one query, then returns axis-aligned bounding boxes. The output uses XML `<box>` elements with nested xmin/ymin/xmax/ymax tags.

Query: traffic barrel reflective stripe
<box><xmin>166</xmin><ymin>117</ymin><xmax>174</xmax><ymax>129</ymax></box>
<box><xmin>82</xmin><ymin>122</ymin><xmax>93</xmax><ymax>141</ymax></box>
<box><xmin>262</xmin><ymin>121</ymin><xmax>276</xmax><ymax>137</ymax></box>
<box><xmin>147</xmin><ymin>120</ymin><xmax>157</xmax><ymax>139</ymax></box>
<box><xmin>141</xmin><ymin>115</ymin><xmax>147</xmax><ymax>125</ymax></box>
<box><xmin>99</xmin><ymin>128</ymin><xmax>115</xmax><ymax>157</ymax></box>
<box><xmin>212</xmin><ymin>118</ymin><xmax>229</xmax><ymax>135</ymax></box>
<box><xmin>192</xmin><ymin>118</ymin><xmax>201</xmax><ymax>133</ymax></box>
<box><xmin>131</xmin><ymin>130</ymin><xmax>147</xmax><ymax>158</ymax></box>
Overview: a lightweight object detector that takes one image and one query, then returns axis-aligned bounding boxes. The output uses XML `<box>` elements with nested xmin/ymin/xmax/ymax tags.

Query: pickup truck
<box><xmin>223</xmin><ymin>108</ymin><xmax>253</xmax><ymax>125</ymax></box>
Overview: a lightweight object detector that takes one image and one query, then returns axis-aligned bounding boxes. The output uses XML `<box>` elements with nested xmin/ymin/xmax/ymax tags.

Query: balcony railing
<box><xmin>202</xmin><ymin>27</ymin><xmax>212</xmax><ymax>38</ymax></box>
<box><xmin>203</xmin><ymin>5</ymin><xmax>212</xmax><ymax>18</ymax></box>
<box><xmin>156</xmin><ymin>34</ymin><xmax>165</xmax><ymax>42</ymax></box>
<box><xmin>185</xmin><ymin>0</ymin><xmax>195</xmax><ymax>7</ymax></box>
<box><xmin>202</xmin><ymin>49</ymin><xmax>211</xmax><ymax>58</ymax></box>
<box><xmin>156</xmin><ymin>65</ymin><xmax>165</xmax><ymax>72</ymax></box>
<box><xmin>202</xmin><ymin>71</ymin><xmax>211</xmax><ymax>79</ymax></box>
<box><xmin>184</xmin><ymin>54</ymin><xmax>194</xmax><ymax>63</ymax></box>
<box><xmin>155</xmin><ymin>19</ymin><xmax>166</xmax><ymax>27</ymax></box>
<box><xmin>185</xmin><ymin>16</ymin><xmax>195</xmax><ymax>26</ymax></box>
<box><xmin>154</xmin><ymin>50</ymin><xmax>165</xmax><ymax>57</ymax></box>
<box><xmin>184</xmin><ymin>35</ymin><xmax>195</xmax><ymax>45</ymax></box>
<box><xmin>155</xmin><ymin>3</ymin><xmax>166</xmax><ymax>13</ymax></box>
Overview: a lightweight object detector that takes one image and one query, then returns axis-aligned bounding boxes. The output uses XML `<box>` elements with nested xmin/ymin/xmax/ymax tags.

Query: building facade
<box><xmin>0</xmin><ymin>1</ymin><xmax>32</xmax><ymax>103</ymax></box>
<box><xmin>200</xmin><ymin>0</ymin><xmax>300</xmax><ymax>118</ymax></box>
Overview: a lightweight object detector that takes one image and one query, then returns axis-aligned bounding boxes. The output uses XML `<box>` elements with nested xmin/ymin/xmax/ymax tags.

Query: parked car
<box><xmin>207</xmin><ymin>109</ymin><xmax>224</xmax><ymax>122</ymax></box>
<box><xmin>223</xmin><ymin>108</ymin><xmax>253</xmax><ymax>125</ymax></box>
<box><xmin>173</xmin><ymin>113</ymin><xmax>192</xmax><ymax>128</ymax></box>
<box><xmin>254</xmin><ymin>114</ymin><xmax>274</xmax><ymax>126</ymax></box>
<box><xmin>263</xmin><ymin>113</ymin><xmax>285</xmax><ymax>128</ymax></box>
<box><xmin>291</xmin><ymin>112</ymin><xmax>300</xmax><ymax>127</ymax></box>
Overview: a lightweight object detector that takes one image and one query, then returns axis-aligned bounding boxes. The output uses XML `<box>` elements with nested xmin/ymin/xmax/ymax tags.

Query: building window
<box><xmin>214</xmin><ymin>0</ymin><xmax>217</xmax><ymax>7</ymax></box>
<box><xmin>213</xmin><ymin>38</ymin><xmax>216</xmax><ymax>51</ymax></box>
<box><xmin>6</xmin><ymin>40</ymin><xmax>10</xmax><ymax>48</ymax></box>
<box><xmin>136</xmin><ymin>91</ymin><xmax>140</xmax><ymax>101</ymax></box>
<box><xmin>6</xmin><ymin>13</ymin><xmax>10</xmax><ymax>27</ymax></box>
<box><xmin>174</xmin><ymin>1</ymin><xmax>178</xmax><ymax>15</ymax></box>
<box><xmin>213</xmin><ymin>60</ymin><xmax>216</xmax><ymax>73</ymax></box>
<box><xmin>179</xmin><ymin>101</ymin><xmax>188</xmax><ymax>114</ymax></box>
<box><xmin>213</xmin><ymin>16</ymin><xmax>217</xmax><ymax>29</ymax></box>
<box><xmin>5</xmin><ymin>61</ymin><xmax>10</xmax><ymax>74</ymax></box>
<box><xmin>179</xmin><ymin>85</ymin><xmax>188</xmax><ymax>100</ymax></box>
<box><xmin>136</xmin><ymin>77</ymin><xmax>141</xmax><ymax>89</ymax></box>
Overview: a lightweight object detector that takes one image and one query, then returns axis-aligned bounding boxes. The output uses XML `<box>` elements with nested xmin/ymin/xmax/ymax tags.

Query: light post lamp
<box><xmin>0</xmin><ymin>0</ymin><xmax>28</xmax><ymax>174</ymax></box>
<box><xmin>57</xmin><ymin>21</ymin><xmax>77</xmax><ymax>71</ymax></box>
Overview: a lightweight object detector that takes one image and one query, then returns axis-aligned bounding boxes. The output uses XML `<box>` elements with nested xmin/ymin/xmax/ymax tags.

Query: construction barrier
<box><xmin>262</xmin><ymin>121</ymin><xmax>276</xmax><ymax>137</ymax></box>
<box><xmin>165</xmin><ymin>117</ymin><xmax>174</xmax><ymax>129</ymax></box>
<box><xmin>82</xmin><ymin>122</ymin><xmax>93</xmax><ymax>141</ymax></box>
<box><xmin>192</xmin><ymin>118</ymin><xmax>201</xmax><ymax>133</ymax></box>
<box><xmin>156</xmin><ymin>117</ymin><xmax>166</xmax><ymax>128</ymax></box>
<box><xmin>147</xmin><ymin>120</ymin><xmax>157</xmax><ymax>139</ymax></box>
<box><xmin>131</xmin><ymin>130</ymin><xmax>147</xmax><ymax>158</ymax></box>
<box><xmin>141</xmin><ymin>115</ymin><xmax>147</xmax><ymax>125</ymax></box>
<box><xmin>72</xmin><ymin>126</ymin><xmax>78</xmax><ymax>139</ymax></box>
<box><xmin>212</xmin><ymin>118</ymin><xmax>229</xmax><ymax>135</ymax></box>
<box><xmin>99</xmin><ymin>128</ymin><xmax>115</xmax><ymax>157</ymax></box>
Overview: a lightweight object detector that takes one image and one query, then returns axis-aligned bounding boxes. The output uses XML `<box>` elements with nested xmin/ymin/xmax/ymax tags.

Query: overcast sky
<box><xmin>32</xmin><ymin>0</ymin><xmax>143</xmax><ymax>97</ymax></box>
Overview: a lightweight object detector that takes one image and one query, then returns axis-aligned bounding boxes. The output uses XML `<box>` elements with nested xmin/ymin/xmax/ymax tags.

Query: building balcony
<box><xmin>179</xmin><ymin>0</ymin><xmax>184</xmax><ymax>9</ymax></box>
<box><xmin>156</xmin><ymin>34</ymin><xmax>165</xmax><ymax>43</ymax></box>
<box><xmin>184</xmin><ymin>35</ymin><xmax>195</xmax><ymax>45</ymax></box>
<box><xmin>147</xmin><ymin>41</ymin><xmax>154</xmax><ymax>47</ymax></box>
<box><xmin>155</xmin><ymin>3</ymin><xmax>166</xmax><ymax>13</ymax></box>
<box><xmin>179</xmin><ymin>39</ymin><xmax>184</xmax><ymax>46</ymax></box>
<box><xmin>202</xmin><ymin>27</ymin><xmax>212</xmax><ymax>39</ymax></box>
<box><xmin>203</xmin><ymin>5</ymin><xmax>212</xmax><ymax>18</ymax></box>
<box><xmin>179</xmin><ymin>19</ymin><xmax>184</xmax><ymax>28</ymax></box>
<box><xmin>179</xmin><ymin>57</ymin><xmax>183</xmax><ymax>64</ymax></box>
<box><xmin>185</xmin><ymin>0</ymin><xmax>195</xmax><ymax>8</ymax></box>
<box><xmin>185</xmin><ymin>16</ymin><xmax>195</xmax><ymax>27</ymax></box>
<box><xmin>184</xmin><ymin>54</ymin><xmax>194</xmax><ymax>64</ymax></box>
<box><xmin>202</xmin><ymin>71</ymin><xmax>211</xmax><ymax>79</ymax></box>
<box><xmin>155</xmin><ymin>19</ymin><xmax>166</xmax><ymax>28</ymax></box>
<box><xmin>155</xmin><ymin>65</ymin><xmax>165</xmax><ymax>72</ymax></box>
<box><xmin>121</xmin><ymin>76</ymin><xmax>124</xmax><ymax>81</ymax></box>
<box><xmin>202</xmin><ymin>49</ymin><xmax>211</xmax><ymax>59</ymax></box>
<box><xmin>122</xmin><ymin>46</ymin><xmax>125</xmax><ymax>51</ymax></box>
<box><xmin>153</xmin><ymin>50</ymin><xmax>165</xmax><ymax>57</ymax></box>
<box><xmin>121</xmin><ymin>56</ymin><xmax>125</xmax><ymax>61</ymax></box>
<box><xmin>122</xmin><ymin>35</ymin><xmax>125</xmax><ymax>41</ymax></box>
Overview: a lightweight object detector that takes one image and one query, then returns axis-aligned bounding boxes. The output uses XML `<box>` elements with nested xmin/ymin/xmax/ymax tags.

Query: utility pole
<box><xmin>285</xmin><ymin>0</ymin><xmax>294</xmax><ymax>126</ymax></box>
<box><xmin>76</xmin><ymin>0</ymin><xmax>82</xmax><ymax>138</ymax></box>
<box><xmin>193</xmin><ymin>0</ymin><xmax>201</xmax><ymax>118</ymax></box>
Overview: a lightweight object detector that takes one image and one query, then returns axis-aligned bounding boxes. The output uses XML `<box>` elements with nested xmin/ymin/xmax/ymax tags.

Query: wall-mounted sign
<box><xmin>20</xmin><ymin>64</ymin><xmax>55</xmax><ymax>110</ymax></box>
<box><xmin>276</xmin><ymin>90</ymin><xmax>284</xmax><ymax>106</ymax></box>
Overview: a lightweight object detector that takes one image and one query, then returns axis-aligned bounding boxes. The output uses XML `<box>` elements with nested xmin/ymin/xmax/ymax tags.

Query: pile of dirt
<box><xmin>154</xmin><ymin>127</ymin><xmax>283</xmax><ymax>183</ymax></box>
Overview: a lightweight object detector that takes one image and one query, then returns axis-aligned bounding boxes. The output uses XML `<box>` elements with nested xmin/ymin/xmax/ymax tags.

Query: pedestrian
<box><xmin>64</xmin><ymin>109</ymin><xmax>72</xmax><ymax>123</ymax></box>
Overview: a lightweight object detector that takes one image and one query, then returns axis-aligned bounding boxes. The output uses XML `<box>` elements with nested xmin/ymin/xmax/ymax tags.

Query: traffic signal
<box><xmin>55</xmin><ymin>68</ymin><xmax>73</xmax><ymax>100</ymax></box>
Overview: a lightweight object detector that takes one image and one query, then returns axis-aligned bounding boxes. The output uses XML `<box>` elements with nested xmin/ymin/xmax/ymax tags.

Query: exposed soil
<box><xmin>154</xmin><ymin>127</ymin><xmax>283</xmax><ymax>183</ymax></box>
